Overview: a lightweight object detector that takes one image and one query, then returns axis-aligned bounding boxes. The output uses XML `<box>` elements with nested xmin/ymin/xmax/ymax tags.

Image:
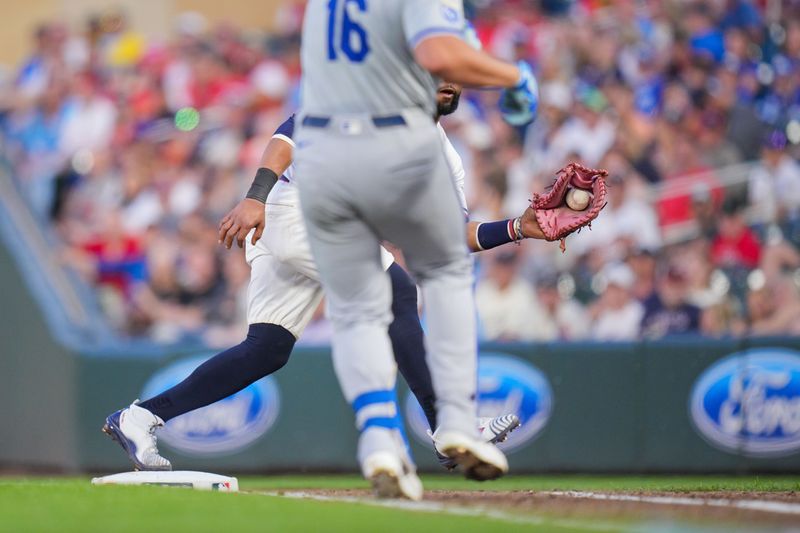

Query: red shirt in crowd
<box><xmin>711</xmin><ymin>228</ymin><xmax>761</xmax><ymax>269</ymax></box>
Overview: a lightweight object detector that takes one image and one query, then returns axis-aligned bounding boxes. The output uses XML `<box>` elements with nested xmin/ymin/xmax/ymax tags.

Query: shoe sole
<box><xmin>102</xmin><ymin>416</ymin><xmax>171</xmax><ymax>472</ymax></box>
<box><xmin>439</xmin><ymin>445</ymin><xmax>506</xmax><ymax>482</ymax></box>
<box><xmin>437</xmin><ymin>416</ymin><xmax>521</xmax><ymax>471</ymax></box>
<box><xmin>368</xmin><ymin>469</ymin><xmax>423</xmax><ymax>501</ymax></box>
<box><xmin>363</xmin><ymin>452</ymin><xmax>423</xmax><ymax>501</ymax></box>
<box><xmin>369</xmin><ymin>470</ymin><xmax>405</xmax><ymax>499</ymax></box>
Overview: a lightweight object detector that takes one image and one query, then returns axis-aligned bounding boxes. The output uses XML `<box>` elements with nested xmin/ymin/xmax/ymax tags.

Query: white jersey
<box><xmin>266</xmin><ymin>115</ymin><xmax>468</xmax><ymax>215</ymax></box>
<box><xmin>299</xmin><ymin>0</ymin><xmax>467</xmax><ymax>116</ymax></box>
<box><xmin>437</xmin><ymin>123</ymin><xmax>467</xmax><ymax>216</ymax></box>
<box><xmin>246</xmin><ymin>116</ymin><xmax>466</xmax><ymax>337</ymax></box>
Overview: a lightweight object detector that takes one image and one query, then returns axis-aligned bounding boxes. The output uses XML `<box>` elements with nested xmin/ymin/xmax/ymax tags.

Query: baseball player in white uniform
<box><xmin>101</xmin><ymin>83</ymin><xmax>543</xmax><ymax>476</ymax></box>
<box><xmin>294</xmin><ymin>0</ymin><xmax>538</xmax><ymax>499</ymax></box>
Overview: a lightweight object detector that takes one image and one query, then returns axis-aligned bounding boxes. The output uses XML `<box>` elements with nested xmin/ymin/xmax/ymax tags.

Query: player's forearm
<box><xmin>247</xmin><ymin>137</ymin><xmax>294</xmax><ymax>203</ymax></box>
<box><xmin>414</xmin><ymin>36</ymin><xmax>520</xmax><ymax>89</ymax></box>
<box><xmin>467</xmin><ymin>208</ymin><xmax>546</xmax><ymax>253</ymax></box>
<box><xmin>468</xmin><ymin>219</ymin><xmax>523</xmax><ymax>253</ymax></box>
<box><xmin>259</xmin><ymin>137</ymin><xmax>293</xmax><ymax>176</ymax></box>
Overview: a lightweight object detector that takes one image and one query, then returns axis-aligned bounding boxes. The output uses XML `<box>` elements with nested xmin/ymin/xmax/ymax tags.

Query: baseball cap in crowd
<box><xmin>720</xmin><ymin>196</ymin><xmax>745</xmax><ymax>216</ymax></box>
<box><xmin>578</xmin><ymin>87</ymin><xmax>608</xmax><ymax>113</ymax></box>
<box><xmin>629</xmin><ymin>245</ymin><xmax>656</xmax><ymax>259</ymax></box>
<box><xmin>763</xmin><ymin>130</ymin><xmax>788</xmax><ymax>151</ymax></box>
<box><xmin>691</xmin><ymin>182</ymin><xmax>712</xmax><ymax>204</ymax></box>
<box><xmin>493</xmin><ymin>249</ymin><xmax>519</xmax><ymax>265</ymax></box>
<box><xmin>608</xmin><ymin>172</ymin><xmax>625</xmax><ymax>186</ymax></box>
<box><xmin>536</xmin><ymin>271</ymin><xmax>561</xmax><ymax>289</ymax></box>
<box><xmin>540</xmin><ymin>81</ymin><xmax>573</xmax><ymax>111</ymax></box>
<box><xmin>773</xmin><ymin>55</ymin><xmax>793</xmax><ymax>78</ymax></box>
<box><xmin>604</xmin><ymin>263</ymin><xmax>635</xmax><ymax>290</ymax></box>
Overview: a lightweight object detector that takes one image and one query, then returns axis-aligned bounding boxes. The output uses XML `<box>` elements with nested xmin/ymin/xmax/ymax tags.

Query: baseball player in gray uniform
<box><xmin>294</xmin><ymin>0</ymin><xmax>538</xmax><ymax>500</ymax></box>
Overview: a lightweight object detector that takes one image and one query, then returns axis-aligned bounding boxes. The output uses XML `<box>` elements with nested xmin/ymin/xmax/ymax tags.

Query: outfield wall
<box><xmin>3</xmin><ymin>249</ymin><xmax>800</xmax><ymax>474</ymax></box>
<box><xmin>62</xmin><ymin>339</ymin><xmax>799</xmax><ymax>474</ymax></box>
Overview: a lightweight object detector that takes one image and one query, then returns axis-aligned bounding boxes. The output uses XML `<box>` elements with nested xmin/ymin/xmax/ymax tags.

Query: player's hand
<box><xmin>218</xmin><ymin>198</ymin><xmax>266</xmax><ymax>249</ymax></box>
<box><xmin>499</xmin><ymin>61</ymin><xmax>539</xmax><ymax>126</ymax></box>
<box><xmin>519</xmin><ymin>206</ymin><xmax>545</xmax><ymax>240</ymax></box>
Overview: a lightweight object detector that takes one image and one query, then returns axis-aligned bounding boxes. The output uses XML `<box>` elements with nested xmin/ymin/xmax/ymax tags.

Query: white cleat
<box><xmin>362</xmin><ymin>451</ymin><xmax>423</xmax><ymax>501</ymax></box>
<box><xmin>430</xmin><ymin>413</ymin><xmax>521</xmax><ymax>470</ymax></box>
<box><xmin>102</xmin><ymin>401</ymin><xmax>172</xmax><ymax>471</ymax></box>
<box><xmin>478</xmin><ymin>414</ymin><xmax>521</xmax><ymax>444</ymax></box>
<box><xmin>433</xmin><ymin>430</ymin><xmax>509</xmax><ymax>481</ymax></box>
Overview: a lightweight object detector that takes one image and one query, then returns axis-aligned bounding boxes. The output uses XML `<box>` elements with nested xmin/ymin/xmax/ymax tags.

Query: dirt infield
<box><xmin>289</xmin><ymin>488</ymin><xmax>800</xmax><ymax>528</ymax></box>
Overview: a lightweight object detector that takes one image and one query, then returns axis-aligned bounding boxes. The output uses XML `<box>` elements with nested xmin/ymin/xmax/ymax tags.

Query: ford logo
<box><xmin>405</xmin><ymin>353</ymin><xmax>553</xmax><ymax>452</ymax></box>
<box><xmin>689</xmin><ymin>349</ymin><xmax>800</xmax><ymax>457</ymax></box>
<box><xmin>141</xmin><ymin>355</ymin><xmax>280</xmax><ymax>456</ymax></box>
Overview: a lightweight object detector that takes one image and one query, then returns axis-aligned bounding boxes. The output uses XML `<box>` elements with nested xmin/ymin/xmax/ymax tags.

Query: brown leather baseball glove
<box><xmin>531</xmin><ymin>162</ymin><xmax>609</xmax><ymax>252</ymax></box>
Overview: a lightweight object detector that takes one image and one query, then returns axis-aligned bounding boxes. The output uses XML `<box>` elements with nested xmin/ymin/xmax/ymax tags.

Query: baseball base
<box><xmin>91</xmin><ymin>471</ymin><xmax>239</xmax><ymax>492</ymax></box>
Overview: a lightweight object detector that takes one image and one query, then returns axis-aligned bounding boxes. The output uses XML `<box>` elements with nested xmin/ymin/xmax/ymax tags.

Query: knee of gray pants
<box><xmin>408</xmin><ymin>253</ymin><xmax>473</xmax><ymax>286</ymax></box>
<box><xmin>325</xmin><ymin>274</ymin><xmax>394</xmax><ymax>330</ymax></box>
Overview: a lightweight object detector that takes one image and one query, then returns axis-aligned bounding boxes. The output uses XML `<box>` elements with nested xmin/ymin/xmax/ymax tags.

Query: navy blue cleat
<box><xmin>102</xmin><ymin>401</ymin><xmax>172</xmax><ymax>471</ymax></box>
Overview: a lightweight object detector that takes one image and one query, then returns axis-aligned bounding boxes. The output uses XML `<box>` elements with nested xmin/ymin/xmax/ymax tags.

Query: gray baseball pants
<box><xmin>294</xmin><ymin>108</ymin><xmax>478</xmax><ymax>439</ymax></box>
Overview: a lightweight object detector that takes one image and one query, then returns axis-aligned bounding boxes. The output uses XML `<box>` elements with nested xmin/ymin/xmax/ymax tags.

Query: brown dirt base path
<box><xmin>277</xmin><ymin>488</ymin><xmax>800</xmax><ymax>529</ymax></box>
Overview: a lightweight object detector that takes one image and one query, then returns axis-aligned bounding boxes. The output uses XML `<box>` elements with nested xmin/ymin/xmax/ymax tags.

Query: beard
<box><xmin>436</xmin><ymin>91</ymin><xmax>461</xmax><ymax>117</ymax></box>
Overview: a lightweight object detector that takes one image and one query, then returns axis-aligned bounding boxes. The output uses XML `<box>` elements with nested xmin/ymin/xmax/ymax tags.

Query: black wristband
<box><xmin>246</xmin><ymin>168</ymin><xmax>279</xmax><ymax>204</ymax></box>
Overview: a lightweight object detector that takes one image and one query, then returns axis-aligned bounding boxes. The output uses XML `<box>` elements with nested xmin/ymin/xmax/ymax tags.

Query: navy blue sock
<box><xmin>387</xmin><ymin>263</ymin><xmax>438</xmax><ymax>431</ymax></box>
<box><xmin>139</xmin><ymin>323</ymin><xmax>295</xmax><ymax>422</ymax></box>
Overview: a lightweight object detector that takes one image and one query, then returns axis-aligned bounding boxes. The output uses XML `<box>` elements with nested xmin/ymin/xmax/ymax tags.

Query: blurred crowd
<box><xmin>1</xmin><ymin>0</ymin><xmax>800</xmax><ymax>345</ymax></box>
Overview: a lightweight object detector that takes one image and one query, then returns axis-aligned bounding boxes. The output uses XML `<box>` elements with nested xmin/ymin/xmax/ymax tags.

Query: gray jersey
<box><xmin>300</xmin><ymin>0</ymin><xmax>466</xmax><ymax>116</ymax></box>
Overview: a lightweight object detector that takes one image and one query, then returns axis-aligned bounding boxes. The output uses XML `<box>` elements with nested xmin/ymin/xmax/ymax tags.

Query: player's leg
<box><xmin>295</xmin><ymin>135</ymin><xmax>421</xmax><ymax>501</ymax></box>
<box><xmin>103</xmin><ymin>213</ymin><xmax>324</xmax><ymax>471</ymax></box>
<box><xmin>103</xmin><ymin>321</ymin><xmax>296</xmax><ymax>471</ymax></box>
<box><xmin>360</xmin><ymin>115</ymin><xmax>507</xmax><ymax>480</ymax></box>
<box><xmin>387</xmin><ymin>262</ymin><xmax>521</xmax><ymax>470</ymax></box>
<box><xmin>386</xmin><ymin>263</ymin><xmax>437</xmax><ymax>431</ymax></box>
<box><xmin>138</xmin><ymin>328</ymin><xmax>294</xmax><ymax>423</ymax></box>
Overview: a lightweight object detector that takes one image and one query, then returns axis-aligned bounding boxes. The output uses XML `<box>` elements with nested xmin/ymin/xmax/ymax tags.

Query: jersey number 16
<box><xmin>327</xmin><ymin>0</ymin><xmax>370</xmax><ymax>63</ymax></box>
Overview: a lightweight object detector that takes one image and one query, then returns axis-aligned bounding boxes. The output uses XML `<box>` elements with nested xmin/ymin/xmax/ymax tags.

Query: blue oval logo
<box><xmin>141</xmin><ymin>355</ymin><xmax>280</xmax><ymax>456</ymax></box>
<box><xmin>405</xmin><ymin>353</ymin><xmax>553</xmax><ymax>452</ymax></box>
<box><xmin>689</xmin><ymin>349</ymin><xmax>800</xmax><ymax>457</ymax></box>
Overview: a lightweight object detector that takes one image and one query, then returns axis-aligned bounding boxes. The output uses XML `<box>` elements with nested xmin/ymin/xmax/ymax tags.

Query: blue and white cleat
<box><xmin>102</xmin><ymin>401</ymin><xmax>172</xmax><ymax>471</ymax></box>
<box><xmin>478</xmin><ymin>414</ymin><xmax>521</xmax><ymax>445</ymax></box>
<box><xmin>431</xmin><ymin>414</ymin><xmax>521</xmax><ymax>471</ymax></box>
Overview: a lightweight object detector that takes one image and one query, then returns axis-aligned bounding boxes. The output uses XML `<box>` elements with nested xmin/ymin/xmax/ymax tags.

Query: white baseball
<box><xmin>566</xmin><ymin>188</ymin><xmax>591</xmax><ymax>211</ymax></box>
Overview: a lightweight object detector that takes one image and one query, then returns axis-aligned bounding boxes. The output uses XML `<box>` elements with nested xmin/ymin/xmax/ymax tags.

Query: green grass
<box><xmin>2</xmin><ymin>475</ymin><xmax>798</xmax><ymax>532</ymax></box>
<box><xmin>0</xmin><ymin>478</ymin><xmax>592</xmax><ymax>533</ymax></box>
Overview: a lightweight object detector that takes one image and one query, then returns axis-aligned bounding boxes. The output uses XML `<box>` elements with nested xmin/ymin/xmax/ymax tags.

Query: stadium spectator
<box><xmin>476</xmin><ymin>249</ymin><xmax>550</xmax><ymax>342</ymax></box>
<box><xmin>533</xmin><ymin>273</ymin><xmax>590</xmax><ymax>341</ymax></box>
<box><xmin>545</xmin><ymin>87</ymin><xmax>616</xmax><ymax>168</ymax></box>
<box><xmin>589</xmin><ymin>264</ymin><xmax>644</xmax><ymax>341</ymax></box>
<box><xmin>640</xmin><ymin>265</ymin><xmax>702</xmax><ymax>338</ymax></box>
<box><xmin>626</xmin><ymin>247</ymin><xmax>657</xmax><ymax>302</ymax></box>
<box><xmin>748</xmin><ymin>132</ymin><xmax>800</xmax><ymax>235</ymax></box>
<box><xmin>746</xmin><ymin>277</ymin><xmax>800</xmax><ymax>335</ymax></box>
<box><xmin>2</xmin><ymin>1</ymin><xmax>800</xmax><ymax>342</ymax></box>
<box><xmin>711</xmin><ymin>199</ymin><xmax>762</xmax><ymax>270</ymax></box>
